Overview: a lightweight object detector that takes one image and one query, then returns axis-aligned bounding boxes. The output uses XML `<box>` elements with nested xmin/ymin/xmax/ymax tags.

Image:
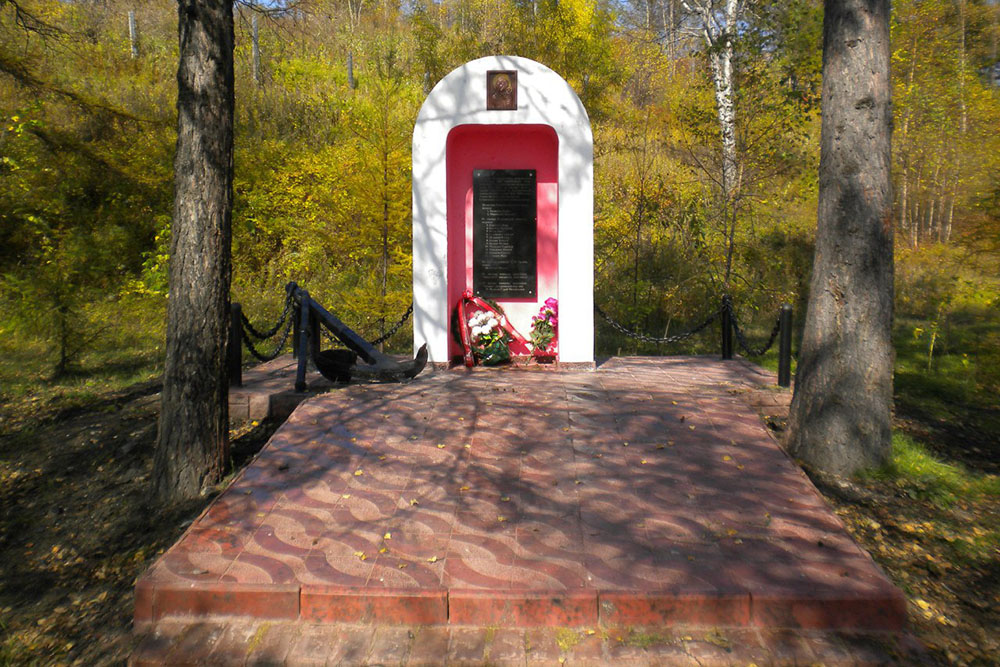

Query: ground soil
<box><xmin>0</xmin><ymin>384</ymin><xmax>279</xmax><ymax>665</ymax></box>
<box><xmin>0</xmin><ymin>379</ymin><xmax>996</xmax><ymax>665</ymax></box>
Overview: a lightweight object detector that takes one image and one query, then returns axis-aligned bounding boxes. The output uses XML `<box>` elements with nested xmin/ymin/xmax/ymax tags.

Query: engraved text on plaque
<box><xmin>473</xmin><ymin>169</ymin><xmax>537</xmax><ymax>299</ymax></box>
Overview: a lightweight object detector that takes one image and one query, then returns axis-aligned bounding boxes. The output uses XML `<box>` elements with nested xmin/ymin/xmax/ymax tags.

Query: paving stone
<box><xmin>285</xmin><ymin>624</ymin><xmax>364</xmax><ymax>666</ymax></box>
<box><xmin>407</xmin><ymin>626</ymin><xmax>452</xmax><ymax>666</ymax></box>
<box><xmin>367</xmin><ymin>625</ymin><xmax>413</xmax><ymax>665</ymax></box>
<box><xmin>245</xmin><ymin>622</ymin><xmax>301</xmax><ymax>666</ymax></box>
<box><xmin>834</xmin><ymin>631</ymin><xmax>902</xmax><ymax>666</ymax></box>
<box><xmin>755</xmin><ymin>628</ymin><xmax>818</xmax><ymax>665</ymax></box>
<box><xmin>486</xmin><ymin>628</ymin><xmax>527</xmax><ymax>665</ymax></box>
<box><xmin>524</xmin><ymin>628</ymin><xmax>562</xmax><ymax>664</ymax></box>
<box><xmin>163</xmin><ymin>622</ymin><xmax>227</xmax><ymax>665</ymax></box>
<box><xmin>129</xmin><ymin>621</ymin><xmax>188</xmax><ymax>667</ymax></box>
<box><xmin>205</xmin><ymin>622</ymin><xmax>262</xmax><ymax>665</ymax></box>
<box><xmin>449</xmin><ymin>627</ymin><xmax>490</xmax><ymax>665</ymax></box>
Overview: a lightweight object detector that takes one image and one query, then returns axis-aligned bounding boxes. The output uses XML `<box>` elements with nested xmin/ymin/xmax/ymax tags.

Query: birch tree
<box><xmin>681</xmin><ymin>0</ymin><xmax>742</xmax><ymax>285</ymax></box>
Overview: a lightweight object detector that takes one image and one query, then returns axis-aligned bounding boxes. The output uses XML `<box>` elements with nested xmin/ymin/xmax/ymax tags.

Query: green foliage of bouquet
<box><xmin>468</xmin><ymin>309</ymin><xmax>511</xmax><ymax>365</ymax></box>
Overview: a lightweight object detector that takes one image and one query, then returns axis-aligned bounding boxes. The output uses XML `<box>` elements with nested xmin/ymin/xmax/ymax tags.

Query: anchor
<box><xmin>289</xmin><ymin>283</ymin><xmax>427</xmax><ymax>389</ymax></box>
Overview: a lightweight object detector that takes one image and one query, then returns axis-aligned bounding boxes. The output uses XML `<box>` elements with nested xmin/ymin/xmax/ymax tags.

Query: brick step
<box><xmin>136</xmin><ymin>581</ymin><xmax>906</xmax><ymax>631</ymax></box>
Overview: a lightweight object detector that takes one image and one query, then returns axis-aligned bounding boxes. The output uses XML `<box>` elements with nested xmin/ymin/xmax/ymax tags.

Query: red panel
<box><xmin>446</xmin><ymin>125</ymin><xmax>559</xmax><ymax>359</ymax></box>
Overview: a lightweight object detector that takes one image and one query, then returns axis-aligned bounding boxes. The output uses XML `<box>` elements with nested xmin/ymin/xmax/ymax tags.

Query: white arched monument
<box><xmin>411</xmin><ymin>56</ymin><xmax>594</xmax><ymax>366</ymax></box>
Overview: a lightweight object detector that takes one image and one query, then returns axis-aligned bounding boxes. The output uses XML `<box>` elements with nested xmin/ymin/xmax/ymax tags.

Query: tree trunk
<box><xmin>787</xmin><ymin>0</ymin><xmax>894</xmax><ymax>476</ymax></box>
<box><xmin>153</xmin><ymin>0</ymin><xmax>234</xmax><ymax>503</ymax></box>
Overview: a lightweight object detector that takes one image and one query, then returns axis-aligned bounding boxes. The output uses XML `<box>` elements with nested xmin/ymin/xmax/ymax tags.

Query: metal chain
<box><xmin>726</xmin><ymin>300</ymin><xmax>782</xmax><ymax>357</ymax></box>
<box><xmin>242</xmin><ymin>314</ymin><xmax>294</xmax><ymax>362</ymax></box>
<box><xmin>369</xmin><ymin>303</ymin><xmax>413</xmax><ymax>346</ymax></box>
<box><xmin>319</xmin><ymin>303</ymin><xmax>414</xmax><ymax>348</ymax></box>
<box><xmin>594</xmin><ymin>303</ymin><xmax>721</xmax><ymax>344</ymax></box>
<box><xmin>240</xmin><ymin>292</ymin><xmax>294</xmax><ymax>340</ymax></box>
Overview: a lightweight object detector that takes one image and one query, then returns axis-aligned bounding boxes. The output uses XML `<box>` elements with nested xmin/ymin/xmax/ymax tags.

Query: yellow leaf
<box><xmin>723</xmin><ymin>455</ymin><xmax>732</xmax><ymax>461</ymax></box>
<box><xmin>640</xmin><ymin>459</ymin><xmax>647</xmax><ymax>465</ymax></box>
<box><xmin>460</xmin><ymin>486</ymin><xmax>470</xmax><ymax>492</ymax></box>
<box><xmin>427</xmin><ymin>556</ymin><xmax>438</xmax><ymax>563</ymax></box>
<box><xmin>379</xmin><ymin>547</ymin><xmax>388</xmax><ymax>554</ymax></box>
<box><xmin>410</xmin><ymin>499</ymin><xmax>419</xmax><ymax>506</ymax></box>
<box><xmin>671</xmin><ymin>401</ymin><xmax>678</xmax><ymax>405</ymax></box>
<box><xmin>501</xmin><ymin>496</ymin><xmax>510</xmax><ymax>502</ymax></box>
<box><xmin>354</xmin><ymin>469</ymin><xmax>364</xmax><ymax>476</ymax></box>
<box><xmin>384</xmin><ymin>532</ymin><xmax>392</xmax><ymax>540</ymax></box>
<box><xmin>437</xmin><ymin>444</ymin><xmax>445</xmax><ymax>449</ymax></box>
<box><xmin>398</xmin><ymin>563</ymin><xmax>408</xmax><ymax>569</ymax></box>
<box><xmin>915</xmin><ymin>599</ymin><xmax>930</xmax><ymax>610</ymax></box>
<box><xmin>342</xmin><ymin>494</ymin><xmax>351</xmax><ymax>499</ymax></box>
<box><xmin>497</xmin><ymin>516</ymin><xmax>507</xmax><ymax>522</ymax></box>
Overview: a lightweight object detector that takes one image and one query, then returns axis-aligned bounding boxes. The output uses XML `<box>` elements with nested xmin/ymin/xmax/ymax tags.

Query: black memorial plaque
<box><xmin>473</xmin><ymin>169</ymin><xmax>537</xmax><ymax>299</ymax></box>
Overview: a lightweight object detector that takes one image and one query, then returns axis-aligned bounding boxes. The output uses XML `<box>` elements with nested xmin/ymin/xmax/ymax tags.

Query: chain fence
<box><xmin>594</xmin><ymin>303</ymin><xmax>721</xmax><ymax>345</ymax></box>
<box><xmin>240</xmin><ymin>292</ymin><xmax>293</xmax><ymax>340</ymax></box>
<box><xmin>242</xmin><ymin>315</ymin><xmax>295</xmax><ymax>362</ymax></box>
<box><xmin>320</xmin><ymin>303</ymin><xmax>413</xmax><ymax>348</ymax></box>
<box><xmin>596</xmin><ymin>297</ymin><xmax>784</xmax><ymax>358</ymax></box>
<box><xmin>726</xmin><ymin>299</ymin><xmax>782</xmax><ymax>357</ymax></box>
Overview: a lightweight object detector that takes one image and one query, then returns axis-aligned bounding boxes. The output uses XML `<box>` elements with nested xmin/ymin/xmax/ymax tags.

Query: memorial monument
<box><xmin>411</xmin><ymin>56</ymin><xmax>594</xmax><ymax>366</ymax></box>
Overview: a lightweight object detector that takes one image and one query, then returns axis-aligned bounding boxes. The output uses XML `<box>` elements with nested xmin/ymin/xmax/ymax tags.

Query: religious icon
<box><xmin>486</xmin><ymin>70</ymin><xmax>517</xmax><ymax>110</ymax></box>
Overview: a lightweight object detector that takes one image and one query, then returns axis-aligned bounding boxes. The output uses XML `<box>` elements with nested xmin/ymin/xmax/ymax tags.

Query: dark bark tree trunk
<box><xmin>153</xmin><ymin>0</ymin><xmax>234</xmax><ymax>502</ymax></box>
<box><xmin>786</xmin><ymin>0</ymin><xmax>894</xmax><ymax>476</ymax></box>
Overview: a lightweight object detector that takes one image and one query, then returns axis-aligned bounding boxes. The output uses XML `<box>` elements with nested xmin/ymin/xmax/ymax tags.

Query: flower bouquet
<box><xmin>467</xmin><ymin>309</ymin><xmax>512</xmax><ymax>366</ymax></box>
<box><xmin>530</xmin><ymin>298</ymin><xmax>558</xmax><ymax>361</ymax></box>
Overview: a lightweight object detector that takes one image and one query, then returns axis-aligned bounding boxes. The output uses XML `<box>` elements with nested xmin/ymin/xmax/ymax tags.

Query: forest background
<box><xmin>1</xmin><ymin>0</ymin><xmax>1000</xmax><ymax>662</ymax></box>
<box><xmin>1</xmin><ymin>0</ymin><xmax>999</xmax><ymax>385</ymax></box>
<box><xmin>2</xmin><ymin>0</ymin><xmax>999</xmax><ymax>395</ymax></box>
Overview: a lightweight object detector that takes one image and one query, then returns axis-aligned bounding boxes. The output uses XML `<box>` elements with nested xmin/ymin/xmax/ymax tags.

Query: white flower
<box><xmin>499</xmin><ymin>315</ymin><xmax>506</xmax><ymax>326</ymax></box>
<box><xmin>468</xmin><ymin>318</ymin><xmax>478</xmax><ymax>328</ymax></box>
<box><xmin>471</xmin><ymin>325</ymin><xmax>483</xmax><ymax>337</ymax></box>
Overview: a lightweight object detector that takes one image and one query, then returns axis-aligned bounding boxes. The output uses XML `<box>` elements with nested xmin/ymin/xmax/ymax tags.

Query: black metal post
<box><xmin>295</xmin><ymin>292</ymin><xmax>311</xmax><ymax>392</ymax></box>
<box><xmin>721</xmin><ymin>295</ymin><xmax>733</xmax><ymax>360</ymax></box>
<box><xmin>228</xmin><ymin>302</ymin><xmax>242</xmax><ymax>387</ymax></box>
<box><xmin>778</xmin><ymin>304</ymin><xmax>793</xmax><ymax>387</ymax></box>
<box><xmin>309</xmin><ymin>309</ymin><xmax>321</xmax><ymax>361</ymax></box>
<box><xmin>292</xmin><ymin>303</ymin><xmax>301</xmax><ymax>359</ymax></box>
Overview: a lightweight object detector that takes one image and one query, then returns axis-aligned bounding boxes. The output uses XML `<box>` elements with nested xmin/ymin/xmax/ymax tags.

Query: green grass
<box><xmin>865</xmin><ymin>433</ymin><xmax>1000</xmax><ymax>507</ymax></box>
<box><xmin>0</xmin><ymin>295</ymin><xmax>165</xmax><ymax>431</ymax></box>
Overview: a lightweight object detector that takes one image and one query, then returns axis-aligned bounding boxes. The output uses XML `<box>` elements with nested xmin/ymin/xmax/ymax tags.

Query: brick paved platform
<box><xmin>136</xmin><ymin>357</ymin><xmax>906</xmax><ymax>648</ymax></box>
